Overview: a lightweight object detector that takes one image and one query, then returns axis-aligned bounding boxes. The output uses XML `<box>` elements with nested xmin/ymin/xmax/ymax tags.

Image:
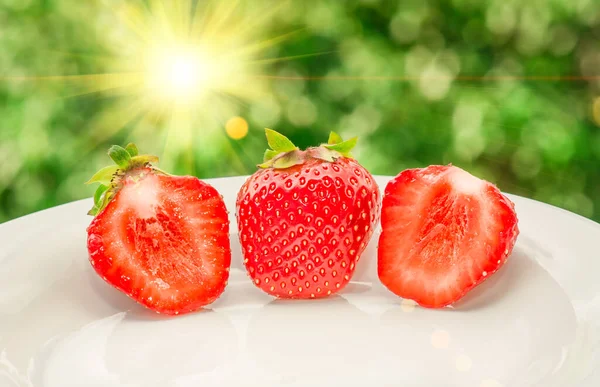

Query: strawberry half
<box><xmin>378</xmin><ymin>165</ymin><xmax>519</xmax><ymax>308</ymax></box>
<box><xmin>86</xmin><ymin>144</ymin><xmax>231</xmax><ymax>315</ymax></box>
<box><xmin>236</xmin><ymin>130</ymin><xmax>380</xmax><ymax>299</ymax></box>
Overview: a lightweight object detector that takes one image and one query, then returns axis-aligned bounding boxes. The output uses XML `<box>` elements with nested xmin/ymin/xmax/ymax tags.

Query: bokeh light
<box><xmin>225</xmin><ymin>116</ymin><xmax>249</xmax><ymax>140</ymax></box>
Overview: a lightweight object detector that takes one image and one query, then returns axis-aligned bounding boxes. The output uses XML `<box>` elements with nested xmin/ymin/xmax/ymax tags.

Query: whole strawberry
<box><xmin>236</xmin><ymin>130</ymin><xmax>380</xmax><ymax>299</ymax></box>
<box><xmin>86</xmin><ymin>144</ymin><xmax>231</xmax><ymax>315</ymax></box>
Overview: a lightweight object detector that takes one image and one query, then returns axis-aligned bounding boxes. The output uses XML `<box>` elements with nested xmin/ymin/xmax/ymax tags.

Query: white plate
<box><xmin>1</xmin><ymin>175</ymin><xmax>600</xmax><ymax>387</ymax></box>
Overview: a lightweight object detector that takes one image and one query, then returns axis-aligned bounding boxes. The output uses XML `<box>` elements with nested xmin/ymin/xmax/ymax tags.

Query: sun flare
<box><xmin>21</xmin><ymin>0</ymin><xmax>298</xmax><ymax>171</ymax></box>
<box><xmin>145</xmin><ymin>47</ymin><xmax>211</xmax><ymax>100</ymax></box>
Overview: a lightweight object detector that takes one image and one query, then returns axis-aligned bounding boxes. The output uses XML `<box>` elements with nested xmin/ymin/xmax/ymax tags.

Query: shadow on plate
<box><xmin>86</xmin><ymin>265</ymin><xmax>148</xmax><ymax>315</ymax></box>
<box><xmin>244</xmin><ymin>296</ymin><xmax>377</xmax><ymax>385</ymax></box>
<box><xmin>374</xmin><ymin>246</ymin><xmax>578</xmax><ymax>387</ymax></box>
<box><xmin>30</xmin><ymin>308</ymin><xmax>237</xmax><ymax>387</ymax></box>
<box><xmin>452</xmin><ymin>246</ymin><xmax>539</xmax><ymax>311</ymax></box>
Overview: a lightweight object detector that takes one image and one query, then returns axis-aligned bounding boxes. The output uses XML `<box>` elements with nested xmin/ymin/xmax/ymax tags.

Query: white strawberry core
<box><xmin>449</xmin><ymin>167</ymin><xmax>485</xmax><ymax>195</ymax></box>
<box><xmin>122</xmin><ymin>174</ymin><xmax>159</xmax><ymax>218</ymax></box>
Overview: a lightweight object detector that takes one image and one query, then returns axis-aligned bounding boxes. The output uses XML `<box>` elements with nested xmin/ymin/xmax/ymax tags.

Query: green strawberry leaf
<box><xmin>88</xmin><ymin>205</ymin><xmax>99</xmax><ymax>216</ymax></box>
<box><xmin>263</xmin><ymin>149</ymin><xmax>280</xmax><ymax>162</ymax></box>
<box><xmin>85</xmin><ymin>165</ymin><xmax>119</xmax><ymax>185</ymax></box>
<box><xmin>108</xmin><ymin>145</ymin><xmax>132</xmax><ymax>168</ymax></box>
<box><xmin>125</xmin><ymin>143</ymin><xmax>139</xmax><ymax>157</ymax></box>
<box><xmin>323</xmin><ymin>136</ymin><xmax>358</xmax><ymax>157</ymax></box>
<box><xmin>88</xmin><ymin>184</ymin><xmax>109</xmax><ymax>216</ymax></box>
<box><xmin>328</xmin><ymin>131</ymin><xmax>344</xmax><ymax>145</ymax></box>
<box><xmin>90</xmin><ymin>186</ymin><xmax>116</xmax><ymax>216</ymax></box>
<box><xmin>265</xmin><ymin>128</ymin><xmax>297</xmax><ymax>153</ymax></box>
<box><xmin>93</xmin><ymin>184</ymin><xmax>109</xmax><ymax>205</ymax></box>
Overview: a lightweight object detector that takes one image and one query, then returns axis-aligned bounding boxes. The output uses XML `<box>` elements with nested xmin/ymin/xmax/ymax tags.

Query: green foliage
<box><xmin>1</xmin><ymin>0</ymin><xmax>600</xmax><ymax>223</ymax></box>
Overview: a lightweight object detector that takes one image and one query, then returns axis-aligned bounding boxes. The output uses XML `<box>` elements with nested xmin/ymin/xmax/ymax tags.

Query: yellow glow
<box><xmin>14</xmin><ymin>0</ymin><xmax>301</xmax><ymax>167</ymax></box>
<box><xmin>3</xmin><ymin>0</ymin><xmax>336</xmax><ymax>174</ymax></box>
<box><xmin>226</xmin><ymin>116</ymin><xmax>249</xmax><ymax>139</ymax></box>
<box><xmin>143</xmin><ymin>44</ymin><xmax>222</xmax><ymax>104</ymax></box>
<box><xmin>149</xmin><ymin>51</ymin><xmax>203</xmax><ymax>95</ymax></box>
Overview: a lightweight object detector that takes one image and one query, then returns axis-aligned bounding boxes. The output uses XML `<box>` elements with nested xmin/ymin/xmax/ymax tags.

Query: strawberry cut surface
<box><xmin>87</xmin><ymin>170</ymin><xmax>230</xmax><ymax>315</ymax></box>
<box><xmin>378</xmin><ymin>165</ymin><xmax>519</xmax><ymax>308</ymax></box>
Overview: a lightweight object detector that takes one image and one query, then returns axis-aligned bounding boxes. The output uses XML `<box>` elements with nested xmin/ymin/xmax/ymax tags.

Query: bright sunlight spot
<box><xmin>145</xmin><ymin>46</ymin><xmax>217</xmax><ymax>102</ymax></box>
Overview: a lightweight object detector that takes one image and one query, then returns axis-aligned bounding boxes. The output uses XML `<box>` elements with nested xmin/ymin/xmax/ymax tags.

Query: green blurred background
<box><xmin>0</xmin><ymin>0</ymin><xmax>599</xmax><ymax>223</ymax></box>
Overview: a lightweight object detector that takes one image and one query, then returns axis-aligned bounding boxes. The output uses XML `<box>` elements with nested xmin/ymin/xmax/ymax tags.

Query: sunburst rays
<box><xmin>4</xmin><ymin>0</ymin><xmax>304</xmax><ymax>174</ymax></box>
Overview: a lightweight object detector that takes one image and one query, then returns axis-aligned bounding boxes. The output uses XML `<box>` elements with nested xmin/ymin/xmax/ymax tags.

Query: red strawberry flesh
<box><xmin>87</xmin><ymin>169</ymin><xmax>230</xmax><ymax>315</ymax></box>
<box><xmin>378</xmin><ymin>165</ymin><xmax>519</xmax><ymax>308</ymax></box>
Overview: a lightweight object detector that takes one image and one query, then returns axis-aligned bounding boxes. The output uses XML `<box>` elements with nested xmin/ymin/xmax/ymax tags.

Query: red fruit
<box><xmin>86</xmin><ymin>144</ymin><xmax>230</xmax><ymax>315</ymax></box>
<box><xmin>378</xmin><ymin>165</ymin><xmax>519</xmax><ymax>308</ymax></box>
<box><xmin>236</xmin><ymin>130</ymin><xmax>380</xmax><ymax>299</ymax></box>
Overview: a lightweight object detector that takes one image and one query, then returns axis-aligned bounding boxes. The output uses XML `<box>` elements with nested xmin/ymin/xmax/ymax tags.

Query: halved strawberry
<box><xmin>378</xmin><ymin>165</ymin><xmax>519</xmax><ymax>308</ymax></box>
<box><xmin>86</xmin><ymin>144</ymin><xmax>230</xmax><ymax>315</ymax></box>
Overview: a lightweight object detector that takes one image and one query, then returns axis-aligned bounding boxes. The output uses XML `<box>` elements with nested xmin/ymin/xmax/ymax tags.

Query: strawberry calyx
<box><xmin>258</xmin><ymin>129</ymin><xmax>358</xmax><ymax>169</ymax></box>
<box><xmin>85</xmin><ymin>143</ymin><xmax>166</xmax><ymax>216</ymax></box>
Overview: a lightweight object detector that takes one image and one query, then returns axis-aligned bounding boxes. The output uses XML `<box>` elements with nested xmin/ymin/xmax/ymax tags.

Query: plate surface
<box><xmin>1</xmin><ymin>176</ymin><xmax>600</xmax><ymax>387</ymax></box>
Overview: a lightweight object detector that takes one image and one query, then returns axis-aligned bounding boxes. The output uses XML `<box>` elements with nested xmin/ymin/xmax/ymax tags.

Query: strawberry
<box><xmin>236</xmin><ymin>130</ymin><xmax>380</xmax><ymax>299</ymax></box>
<box><xmin>378</xmin><ymin>165</ymin><xmax>519</xmax><ymax>308</ymax></box>
<box><xmin>86</xmin><ymin>144</ymin><xmax>231</xmax><ymax>315</ymax></box>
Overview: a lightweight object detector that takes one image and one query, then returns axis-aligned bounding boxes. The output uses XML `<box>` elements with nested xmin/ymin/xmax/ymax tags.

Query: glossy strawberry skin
<box><xmin>378</xmin><ymin>165</ymin><xmax>519</xmax><ymax>308</ymax></box>
<box><xmin>236</xmin><ymin>158</ymin><xmax>380</xmax><ymax>299</ymax></box>
<box><xmin>87</xmin><ymin>169</ymin><xmax>231</xmax><ymax>315</ymax></box>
